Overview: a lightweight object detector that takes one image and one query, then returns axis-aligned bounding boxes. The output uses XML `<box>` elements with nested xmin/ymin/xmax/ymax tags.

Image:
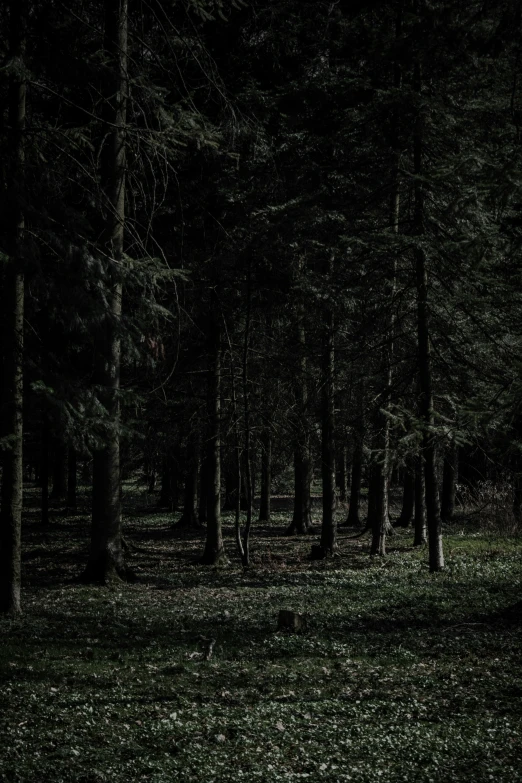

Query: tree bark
<box><xmin>288</xmin><ymin>286</ymin><xmax>312</xmax><ymax>535</ymax></box>
<box><xmin>0</xmin><ymin>0</ymin><xmax>26</xmax><ymax>615</ymax></box>
<box><xmin>84</xmin><ymin>0</ymin><xmax>128</xmax><ymax>583</ymax></box>
<box><xmin>414</xmin><ymin>55</ymin><xmax>444</xmax><ymax>571</ymax></box>
<box><xmin>200</xmin><ymin>314</ymin><xmax>226</xmax><ymax>565</ymax></box>
<box><xmin>319</xmin><ymin>299</ymin><xmax>336</xmax><ymax>554</ymax></box>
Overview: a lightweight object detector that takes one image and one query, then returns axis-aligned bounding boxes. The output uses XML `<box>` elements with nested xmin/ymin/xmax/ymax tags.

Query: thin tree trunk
<box><xmin>0</xmin><ymin>0</ymin><xmax>25</xmax><ymax>615</ymax></box>
<box><xmin>198</xmin><ymin>456</ymin><xmax>208</xmax><ymax>524</ymax></box>
<box><xmin>200</xmin><ymin>314</ymin><xmax>225</xmax><ymax>565</ymax></box>
<box><xmin>288</xmin><ymin>284</ymin><xmax>312</xmax><ymax>535</ymax></box>
<box><xmin>346</xmin><ymin>437</ymin><xmax>363</xmax><ymax>526</ymax></box>
<box><xmin>370</xmin><ymin>5</ymin><xmax>402</xmax><ymax>557</ymax></box>
<box><xmin>259</xmin><ymin>428</ymin><xmax>271</xmax><ymax>523</ymax></box>
<box><xmin>67</xmin><ymin>449</ymin><xmax>77</xmax><ymax>510</ymax></box>
<box><xmin>414</xmin><ymin>55</ymin><xmax>444</xmax><ymax>572</ymax></box>
<box><xmin>84</xmin><ymin>0</ymin><xmax>128</xmax><ymax>583</ymax></box>
<box><xmin>241</xmin><ymin>266</ymin><xmax>253</xmax><ymax>566</ymax></box>
<box><xmin>413</xmin><ymin>454</ymin><xmax>427</xmax><ymax>546</ymax></box>
<box><xmin>441</xmin><ymin>442</ymin><xmax>458</xmax><ymax>523</ymax></box>
<box><xmin>319</xmin><ymin>297</ymin><xmax>336</xmax><ymax>554</ymax></box>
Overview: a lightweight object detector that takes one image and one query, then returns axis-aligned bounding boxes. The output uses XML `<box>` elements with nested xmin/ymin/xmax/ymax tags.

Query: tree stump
<box><xmin>277</xmin><ymin>610</ymin><xmax>307</xmax><ymax>633</ymax></box>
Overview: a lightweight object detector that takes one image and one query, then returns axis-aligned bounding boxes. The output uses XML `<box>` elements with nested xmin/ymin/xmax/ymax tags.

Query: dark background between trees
<box><xmin>2</xmin><ymin>0</ymin><xmax>522</xmax><ymax>613</ymax></box>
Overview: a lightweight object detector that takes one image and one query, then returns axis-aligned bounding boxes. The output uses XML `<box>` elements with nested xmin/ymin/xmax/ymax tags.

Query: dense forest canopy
<box><xmin>1</xmin><ymin>0</ymin><xmax>522</xmax><ymax>612</ymax></box>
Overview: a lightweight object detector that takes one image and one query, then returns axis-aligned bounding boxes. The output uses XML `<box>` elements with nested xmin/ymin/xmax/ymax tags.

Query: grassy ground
<box><xmin>1</xmin><ymin>487</ymin><xmax>522</xmax><ymax>782</ymax></box>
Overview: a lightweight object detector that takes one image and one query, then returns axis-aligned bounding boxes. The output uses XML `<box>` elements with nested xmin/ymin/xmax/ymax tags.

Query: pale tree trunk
<box><xmin>200</xmin><ymin>314</ymin><xmax>226</xmax><ymax>565</ymax></box>
<box><xmin>319</xmin><ymin>294</ymin><xmax>336</xmax><ymax>555</ymax></box>
<box><xmin>0</xmin><ymin>0</ymin><xmax>26</xmax><ymax>615</ymax></box>
<box><xmin>288</xmin><ymin>303</ymin><xmax>312</xmax><ymax>534</ymax></box>
<box><xmin>84</xmin><ymin>0</ymin><xmax>128</xmax><ymax>583</ymax></box>
<box><xmin>414</xmin><ymin>54</ymin><xmax>444</xmax><ymax>572</ymax></box>
<box><xmin>370</xmin><ymin>4</ymin><xmax>402</xmax><ymax>557</ymax></box>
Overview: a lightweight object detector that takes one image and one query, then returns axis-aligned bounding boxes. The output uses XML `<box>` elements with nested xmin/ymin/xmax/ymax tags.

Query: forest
<box><xmin>1</xmin><ymin>1</ymin><xmax>522</xmax><ymax>781</ymax></box>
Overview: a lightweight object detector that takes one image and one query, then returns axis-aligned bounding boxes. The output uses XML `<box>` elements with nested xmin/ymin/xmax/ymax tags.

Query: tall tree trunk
<box><xmin>0</xmin><ymin>0</ymin><xmax>25</xmax><ymax>615</ymax></box>
<box><xmin>200</xmin><ymin>314</ymin><xmax>225</xmax><ymax>565</ymax></box>
<box><xmin>67</xmin><ymin>448</ymin><xmax>77</xmax><ymax>510</ymax></box>
<box><xmin>319</xmin><ymin>297</ymin><xmax>336</xmax><ymax>554</ymax></box>
<box><xmin>259</xmin><ymin>428</ymin><xmax>272</xmax><ymax>523</ymax></box>
<box><xmin>84</xmin><ymin>0</ymin><xmax>128</xmax><ymax>583</ymax></box>
<box><xmin>197</xmin><ymin>456</ymin><xmax>208</xmax><ymax>524</ymax></box>
<box><xmin>288</xmin><ymin>283</ymin><xmax>312</xmax><ymax>535</ymax></box>
<box><xmin>241</xmin><ymin>268</ymin><xmax>253</xmax><ymax>566</ymax></box>
<box><xmin>413</xmin><ymin>454</ymin><xmax>427</xmax><ymax>546</ymax></box>
<box><xmin>414</xmin><ymin>55</ymin><xmax>444</xmax><ymax>572</ymax></box>
<box><xmin>370</xmin><ymin>4</ymin><xmax>402</xmax><ymax>557</ymax></box>
<box><xmin>441</xmin><ymin>442</ymin><xmax>458</xmax><ymax>523</ymax></box>
<box><xmin>345</xmin><ymin>386</ymin><xmax>365</xmax><ymax>527</ymax></box>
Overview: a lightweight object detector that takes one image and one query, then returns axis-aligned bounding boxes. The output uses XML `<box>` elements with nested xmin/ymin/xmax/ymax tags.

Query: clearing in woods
<box><xmin>1</xmin><ymin>487</ymin><xmax>521</xmax><ymax>782</ymax></box>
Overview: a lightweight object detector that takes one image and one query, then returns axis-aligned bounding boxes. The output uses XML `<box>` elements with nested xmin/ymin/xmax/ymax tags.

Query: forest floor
<box><xmin>1</xmin><ymin>485</ymin><xmax>522</xmax><ymax>783</ymax></box>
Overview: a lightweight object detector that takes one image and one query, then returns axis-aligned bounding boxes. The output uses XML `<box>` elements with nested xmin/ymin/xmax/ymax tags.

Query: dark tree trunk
<box><xmin>259</xmin><ymin>428</ymin><xmax>272</xmax><ymax>523</ymax></box>
<box><xmin>288</xmin><ymin>301</ymin><xmax>312</xmax><ymax>535</ymax></box>
<box><xmin>51</xmin><ymin>441</ymin><xmax>67</xmax><ymax>500</ymax></box>
<box><xmin>0</xmin><ymin>0</ymin><xmax>25</xmax><ymax>615</ymax></box>
<box><xmin>320</xmin><ymin>302</ymin><xmax>336</xmax><ymax>555</ymax></box>
<box><xmin>345</xmin><ymin>382</ymin><xmax>365</xmax><ymax>527</ymax></box>
<box><xmin>337</xmin><ymin>445</ymin><xmax>348</xmax><ymax>503</ymax></box>
<box><xmin>159</xmin><ymin>456</ymin><xmax>177</xmax><ymax>510</ymax></box>
<box><xmin>288</xmin><ymin>449</ymin><xmax>312</xmax><ymax>534</ymax></box>
<box><xmin>441</xmin><ymin>443</ymin><xmax>458</xmax><ymax>523</ymax></box>
<box><xmin>413</xmin><ymin>454</ymin><xmax>427</xmax><ymax>546</ymax></box>
<box><xmin>84</xmin><ymin>0</ymin><xmax>128</xmax><ymax>583</ymax></box>
<box><xmin>200</xmin><ymin>315</ymin><xmax>225</xmax><ymax>565</ymax></box>
<box><xmin>414</xmin><ymin>55</ymin><xmax>444</xmax><ymax>571</ymax></box>
<box><xmin>198</xmin><ymin>456</ymin><xmax>208</xmax><ymax>524</ymax></box>
<box><xmin>177</xmin><ymin>440</ymin><xmax>199</xmax><ymax>527</ymax></box>
<box><xmin>395</xmin><ymin>460</ymin><xmax>415</xmax><ymax>527</ymax></box>
<box><xmin>67</xmin><ymin>449</ymin><xmax>77</xmax><ymax>510</ymax></box>
<box><xmin>369</xmin><ymin>455</ymin><xmax>389</xmax><ymax>557</ymax></box>
<box><xmin>41</xmin><ymin>415</ymin><xmax>50</xmax><ymax>527</ymax></box>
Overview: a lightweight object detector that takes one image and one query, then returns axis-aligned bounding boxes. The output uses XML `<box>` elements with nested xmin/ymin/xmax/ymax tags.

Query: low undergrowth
<box><xmin>1</xmin><ymin>490</ymin><xmax>522</xmax><ymax>782</ymax></box>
